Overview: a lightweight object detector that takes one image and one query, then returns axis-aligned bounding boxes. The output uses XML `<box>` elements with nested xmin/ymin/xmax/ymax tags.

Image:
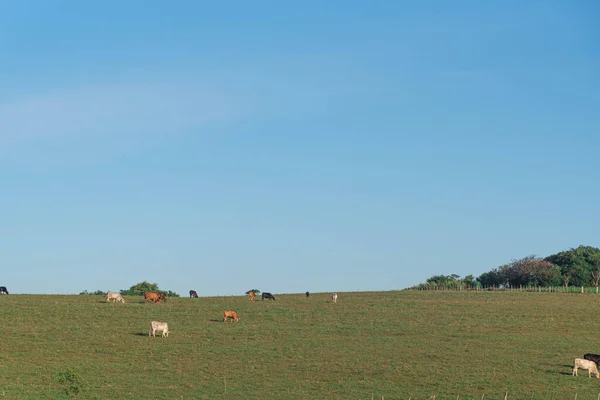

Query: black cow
<box><xmin>262</xmin><ymin>292</ymin><xmax>275</xmax><ymax>301</ymax></box>
<box><xmin>189</xmin><ymin>290</ymin><xmax>198</xmax><ymax>298</ymax></box>
<box><xmin>306</xmin><ymin>291</ymin><xmax>310</xmax><ymax>297</ymax></box>
<box><xmin>584</xmin><ymin>353</ymin><xmax>600</xmax><ymax>366</ymax></box>
<box><xmin>0</xmin><ymin>286</ymin><xmax>8</xmax><ymax>295</ymax></box>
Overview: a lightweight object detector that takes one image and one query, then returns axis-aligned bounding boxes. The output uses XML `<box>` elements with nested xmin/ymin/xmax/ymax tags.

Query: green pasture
<box><xmin>0</xmin><ymin>291</ymin><xmax>598</xmax><ymax>399</ymax></box>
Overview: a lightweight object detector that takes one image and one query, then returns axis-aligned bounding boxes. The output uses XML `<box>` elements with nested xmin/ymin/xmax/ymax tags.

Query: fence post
<box><xmin>582</xmin><ymin>286</ymin><xmax>584</xmax><ymax>294</ymax></box>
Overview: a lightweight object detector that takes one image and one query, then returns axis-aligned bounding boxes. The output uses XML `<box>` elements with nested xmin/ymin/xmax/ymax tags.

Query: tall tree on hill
<box><xmin>476</xmin><ymin>268</ymin><xmax>505</xmax><ymax>287</ymax></box>
<box><xmin>545</xmin><ymin>246</ymin><xmax>600</xmax><ymax>287</ymax></box>
<box><xmin>476</xmin><ymin>257</ymin><xmax>561</xmax><ymax>288</ymax></box>
<box><xmin>119</xmin><ymin>281</ymin><xmax>180</xmax><ymax>297</ymax></box>
<box><xmin>499</xmin><ymin>255</ymin><xmax>561</xmax><ymax>287</ymax></box>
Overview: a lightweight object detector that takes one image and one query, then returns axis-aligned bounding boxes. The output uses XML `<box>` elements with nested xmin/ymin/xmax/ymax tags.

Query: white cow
<box><xmin>149</xmin><ymin>321</ymin><xmax>169</xmax><ymax>338</ymax></box>
<box><xmin>331</xmin><ymin>293</ymin><xmax>338</xmax><ymax>303</ymax></box>
<box><xmin>573</xmin><ymin>358</ymin><xmax>600</xmax><ymax>378</ymax></box>
<box><xmin>106</xmin><ymin>291</ymin><xmax>125</xmax><ymax>303</ymax></box>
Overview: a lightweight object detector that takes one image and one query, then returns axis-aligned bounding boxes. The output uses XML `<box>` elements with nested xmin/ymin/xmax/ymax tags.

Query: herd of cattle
<box><xmin>102</xmin><ymin>288</ymin><xmax>339</xmax><ymax>338</ymax></box>
<box><xmin>3</xmin><ymin>286</ymin><xmax>599</xmax><ymax>378</ymax></box>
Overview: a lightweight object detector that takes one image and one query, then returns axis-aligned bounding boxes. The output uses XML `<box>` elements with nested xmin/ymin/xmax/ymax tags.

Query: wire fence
<box><xmin>375</xmin><ymin>393</ymin><xmax>600</xmax><ymax>400</ymax></box>
<box><xmin>406</xmin><ymin>285</ymin><xmax>600</xmax><ymax>293</ymax></box>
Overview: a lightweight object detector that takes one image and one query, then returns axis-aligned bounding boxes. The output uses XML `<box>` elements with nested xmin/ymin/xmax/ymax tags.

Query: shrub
<box><xmin>79</xmin><ymin>290</ymin><xmax>107</xmax><ymax>295</ymax></box>
<box><xmin>119</xmin><ymin>281</ymin><xmax>180</xmax><ymax>297</ymax></box>
<box><xmin>54</xmin><ymin>366</ymin><xmax>84</xmax><ymax>397</ymax></box>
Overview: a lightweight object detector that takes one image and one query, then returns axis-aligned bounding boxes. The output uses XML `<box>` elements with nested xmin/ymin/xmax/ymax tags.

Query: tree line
<box><xmin>409</xmin><ymin>245</ymin><xmax>600</xmax><ymax>290</ymax></box>
<box><xmin>80</xmin><ymin>281</ymin><xmax>180</xmax><ymax>297</ymax></box>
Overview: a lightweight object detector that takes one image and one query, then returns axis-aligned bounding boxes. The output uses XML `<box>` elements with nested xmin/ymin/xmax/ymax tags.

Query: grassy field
<box><xmin>0</xmin><ymin>291</ymin><xmax>599</xmax><ymax>399</ymax></box>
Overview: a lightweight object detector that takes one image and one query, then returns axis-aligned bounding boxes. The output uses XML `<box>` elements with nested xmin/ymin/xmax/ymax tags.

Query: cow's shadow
<box><xmin>209</xmin><ymin>319</ymin><xmax>223</xmax><ymax>323</ymax></box>
<box><xmin>134</xmin><ymin>333</ymin><xmax>148</xmax><ymax>337</ymax></box>
<box><xmin>550</xmin><ymin>365</ymin><xmax>574</xmax><ymax>376</ymax></box>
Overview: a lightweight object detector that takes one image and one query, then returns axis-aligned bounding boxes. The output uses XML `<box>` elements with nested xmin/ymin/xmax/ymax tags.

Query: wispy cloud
<box><xmin>0</xmin><ymin>82</ymin><xmax>246</xmax><ymax>147</ymax></box>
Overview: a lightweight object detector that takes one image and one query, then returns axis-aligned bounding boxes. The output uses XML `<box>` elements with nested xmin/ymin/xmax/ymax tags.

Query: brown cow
<box><xmin>223</xmin><ymin>310</ymin><xmax>239</xmax><ymax>323</ymax></box>
<box><xmin>158</xmin><ymin>292</ymin><xmax>167</xmax><ymax>302</ymax></box>
<box><xmin>248</xmin><ymin>291</ymin><xmax>256</xmax><ymax>301</ymax></box>
<box><xmin>144</xmin><ymin>292</ymin><xmax>161</xmax><ymax>304</ymax></box>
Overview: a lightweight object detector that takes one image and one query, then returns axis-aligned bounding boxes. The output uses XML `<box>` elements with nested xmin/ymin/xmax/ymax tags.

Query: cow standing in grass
<box><xmin>149</xmin><ymin>321</ymin><xmax>169</xmax><ymax>337</ymax></box>
<box><xmin>0</xmin><ymin>286</ymin><xmax>8</xmax><ymax>295</ymax></box>
<box><xmin>331</xmin><ymin>293</ymin><xmax>338</xmax><ymax>303</ymax></box>
<box><xmin>106</xmin><ymin>291</ymin><xmax>125</xmax><ymax>303</ymax></box>
<box><xmin>189</xmin><ymin>290</ymin><xmax>198</xmax><ymax>298</ymax></box>
<box><xmin>573</xmin><ymin>358</ymin><xmax>600</xmax><ymax>378</ymax></box>
<box><xmin>262</xmin><ymin>292</ymin><xmax>275</xmax><ymax>301</ymax></box>
<box><xmin>223</xmin><ymin>311</ymin><xmax>239</xmax><ymax>322</ymax></box>
<box><xmin>144</xmin><ymin>292</ymin><xmax>161</xmax><ymax>304</ymax></box>
<box><xmin>248</xmin><ymin>291</ymin><xmax>256</xmax><ymax>301</ymax></box>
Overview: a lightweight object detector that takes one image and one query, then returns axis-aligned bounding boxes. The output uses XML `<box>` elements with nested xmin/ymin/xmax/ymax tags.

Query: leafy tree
<box><xmin>426</xmin><ymin>274</ymin><xmax>461</xmax><ymax>286</ymax></box>
<box><xmin>476</xmin><ymin>268</ymin><xmax>505</xmax><ymax>287</ymax></box>
<box><xmin>120</xmin><ymin>281</ymin><xmax>158</xmax><ymax>296</ymax></box>
<box><xmin>411</xmin><ymin>274</ymin><xmax>478</xmax><ymax>290</ymax></box>
<box><xmin>463</xmin><ymin>275</ymin><xmax>475</xmax><ymax>286</ymax></box>
<box><xmin>500</xmin><ymin>255</ymin><xmax>561</xmax><ymax>287</ymax></box>
<box><xmin>545</xmin><ymin>246</ymin><xmax>600</xmax><ymax>286</ymax></box>
<box><xmin>529</xmin><ymin>262</ymin><xmax>562</xmax><ymax>287</ymax></box>
<box><xmin>119</xmin><ymin>281</ymin><xmax>180</xmax><ymax>297</ymax></box>
<box><xmin>410</xmin><ymin>245</ymin><xmax>599</xmax><ymax>290</ymax></box>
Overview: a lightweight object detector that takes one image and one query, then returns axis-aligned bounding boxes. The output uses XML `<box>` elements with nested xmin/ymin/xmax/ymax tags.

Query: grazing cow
<box><xmin>0</xmin><ymin>286</ymin><xmax>8</xmax><ymax>295</ymax></box>
<box><xmin>106</xmin><ymin>291</ymin><xmax>125</xmax><ymax>303</ymax></box>
<box><xmin>223</xmin><ymin>310</ymin><xmax>239</xmax><ymax>322</ymax></box>
<box><xmin>248</xmin><ymin>291</ymin><xmax>256</xmax><ymax>301</ymax></box>
<box><xmin>573</xmin><ymin>358</ymin><xmax>600</xmax><ymax>378</ymax></box>
<box><xmin>144</xmin><ymin>292</ymin><xmax>161</xmax><ymax>304</ymax></box>
<box><xmin>584</xmin><ymin>353</ymin><xmax>600</xmax><ymax>367</ymax></box>
<box><xmin>331</xmin><ymin>293</ymin><xmax>338</xmax><ymax>303</ymax></box>
<box><xmin>306</xmin><ymin>291</ymin><xmax>310</xmax><ymax>298</ymax></box>
<box><xmin>262</xmin><ymin>292</ymin><xmax>275</xmax><ymax>301</ymax></box>
<box><xmin>189</xmin><ymin>290</ymin><xmax>199</xmax><ymax>298</ymax></box>
<box><xmin>149</xmin><ymin>321</ymin><xmax>169</xmax><ymax>338</ymax></box>
<box><xmin>158</xmin><ymin>292</ymin><xmax>167</xmax><ymax>302</ymax></box>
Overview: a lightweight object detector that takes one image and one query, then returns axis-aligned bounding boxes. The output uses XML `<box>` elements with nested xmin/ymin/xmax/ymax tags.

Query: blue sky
<box><xmin>1</xmin><ymin>1</ymin><xmax>598</xmax><ymax>295</ymax></box>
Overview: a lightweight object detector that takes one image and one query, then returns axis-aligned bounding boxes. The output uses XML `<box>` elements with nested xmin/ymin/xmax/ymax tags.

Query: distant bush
<box><xmin>245</xmin><ymin>289</ymin><xmax>261</xmax><ymax>295</ymax></box>
<box><xmin>160</xmin><ymin>290</ymin><xmax>180</xmax><ymax>297</ymax></box>
<box><xmin>79</xmin><ymin>290</ymin><xmax>107</xmax><ymax>295</ymax></box>
<box><xmin>119</xmin><ymin>281</ymin><xmax>180</xmax><ymax>297</ymax></box>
